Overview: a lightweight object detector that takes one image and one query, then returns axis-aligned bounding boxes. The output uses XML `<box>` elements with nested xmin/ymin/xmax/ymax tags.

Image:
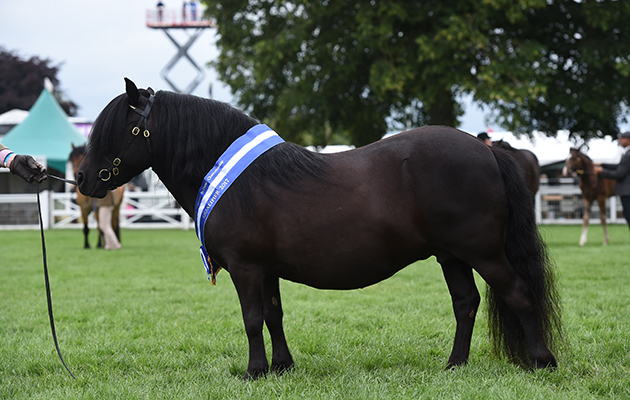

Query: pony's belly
<box><xmin>276</xmin><ymin>252</ymin><xmax>428</xmax><ymax>290</ymax></box>
<box><xmin>268</xmin><ymin>218</ymin><xmax>432</xmax><ymax>289</ymax></box>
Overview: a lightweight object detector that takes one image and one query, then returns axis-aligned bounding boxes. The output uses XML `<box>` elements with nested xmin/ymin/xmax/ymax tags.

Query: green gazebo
<box><xmin>2</xmin><ymin>88</ymin><xmax>86</xmax><ymax>172</ymax></box>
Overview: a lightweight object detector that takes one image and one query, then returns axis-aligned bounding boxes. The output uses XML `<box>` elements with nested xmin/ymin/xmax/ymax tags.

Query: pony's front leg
<box><xmin>231</xmin><ymin>267</ymin><xmax>269</xmax><ymax>380</ymax></box>
<box><xmin>438</xmin><ymin>256</ymin><xmax>480</xmax><ymax>368</ymax></box>
<box><xmin>262</xmin><ymin>275</ymin><xmax>294</xmax><ymax>374</ymax></box>
<box><xmin>580</xmin><ymin>198</ymin><xmax>591</xmax><ymax>246</ymax></box>
<box><xmin>82</xmin><ymin>222</ymin><xmax>90</xmax><ymax>249</ymax></box>
<box><xmin>597</xmin><ymin>196</ymin><xmax>609</xmax><ymax>246</ymax></box>
<box><xmin>80</xmin><ymin>204</ymin><xmax>92</xmax><ymax>248</ymax></box>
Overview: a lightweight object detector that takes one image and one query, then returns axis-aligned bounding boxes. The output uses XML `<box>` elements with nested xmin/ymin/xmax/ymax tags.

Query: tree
<box><xmin>203</xmin><ymin>0</ymin><xmax>630</xmax><ymax>146</ymax></box>
<box><xmin>470</xmin><ymin>0</ymin><xmax>630</xmax><ymax>142</ymax></box>
<box><xmin>0</xmin><ymin>47</ymin><xmax>78</xmax><ymax>116</ymax></box>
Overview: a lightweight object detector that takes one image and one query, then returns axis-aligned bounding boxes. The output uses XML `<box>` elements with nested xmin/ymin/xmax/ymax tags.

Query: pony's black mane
<box><xmin>153</xmin><ymin>91</ymin><xmax>330</xmax><ymax>190</ymax></box>
<box><xmin>154</xmin><ymin>90</ymin><xmax>258</xmax><ymax>180</ymax></box>
<box><xmin>89</xmin><ymin>88</ymin><xmax>330</xmax><ymax>214</ymax></box>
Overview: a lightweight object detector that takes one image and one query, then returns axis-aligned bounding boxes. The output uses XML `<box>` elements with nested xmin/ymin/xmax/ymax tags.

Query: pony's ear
<box><xmin>125</xmin><ymin>77</ymin><xmax>140</xmax><ymax>107</ymax></box>
<box><xmin>147</xmin><ymin>87</ymin><xmax>155</xmax><ymax>95</ymax></box>
<box><xmin>71</xmin><ymin>143</ymin><xmax>76</xmax><ymax>150</ymax></box>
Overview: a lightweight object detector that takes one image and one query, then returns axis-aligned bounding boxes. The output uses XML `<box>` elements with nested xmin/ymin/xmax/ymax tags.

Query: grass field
<box><xmin>1</xmin><ymin>225</ymin><xmax>629</xmax><ymax>399</ymax></box>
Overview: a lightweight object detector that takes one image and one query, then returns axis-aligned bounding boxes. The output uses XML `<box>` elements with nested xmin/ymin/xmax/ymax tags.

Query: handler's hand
<box><xmin>10</xmin><ymin>155</ymin><xmax>47</xmax><ymax>183</ymax></box>
<box><xmin>593</xmin><ymin>165</ymin><xmax>603</xmax><ymax>175</ymax></box>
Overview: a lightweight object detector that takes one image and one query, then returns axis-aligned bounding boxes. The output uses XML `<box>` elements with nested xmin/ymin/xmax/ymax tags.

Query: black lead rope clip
<box><xmin>36</xmin><ymin>182</ymin><xmax>77</xmax><ymax>379</ymax></box>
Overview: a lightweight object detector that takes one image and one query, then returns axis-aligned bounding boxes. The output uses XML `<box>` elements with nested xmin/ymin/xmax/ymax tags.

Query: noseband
<box><xmin>98</xmin><ymin>94</ymin><xmax>155</xmax><ymax>182</ymax></box>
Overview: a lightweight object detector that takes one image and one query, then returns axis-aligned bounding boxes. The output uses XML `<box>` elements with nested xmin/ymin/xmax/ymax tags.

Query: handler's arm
<box><xmin>600</xmin><ymin>155</ymin><xmax>630</xmax><ymax>180</ymax></box>
<box><xmin>0</xmin><ymin>143</ymin><xmax>47</xmax><ymax>183</ymax></box>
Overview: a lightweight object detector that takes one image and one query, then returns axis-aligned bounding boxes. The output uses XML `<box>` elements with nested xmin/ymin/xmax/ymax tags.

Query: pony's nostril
<box><xmin>76</xmin><ymin>171</ymin><xmax>84</xmax><ymax>187</ymax></box>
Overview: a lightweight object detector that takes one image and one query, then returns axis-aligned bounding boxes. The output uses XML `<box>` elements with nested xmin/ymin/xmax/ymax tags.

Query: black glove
<box><xmin>10</xmin><ymin>155</ymin><xmax>47</xmax><ymax>183</ymax></box>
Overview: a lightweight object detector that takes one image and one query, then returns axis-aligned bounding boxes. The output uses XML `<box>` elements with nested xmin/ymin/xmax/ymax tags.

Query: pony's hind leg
<box><xmin>97</xmin><ymin>229</ymin><xmax>104</xmax><ymax>248</ymax></box>
<box><xmin>94</xmin><ymin>208</ymin><xmax>105</xmax><ymax>248</ymax></box>
<box><xmin>112</xmin><ymin>205</ymin><xmax>122</xmax><ymax>241</ymax></box>
<box><xmin>437</xmin><ymin>256</ymin><xmax>481</xmax><ymax>368</ymax></box>
<box><xmin>597</xmin><ymin>196</ymin><xmax>609</xmax><ymax>246</ymax></box>
<box><xmin>580</xmin><ymin>198</ymin><xmax>592</xmax><ymax>246</ymax></box>
<box><xmin>262</xmin><ymin>275</ymin><xmax>294</xmax><ymax>374</ymax></box>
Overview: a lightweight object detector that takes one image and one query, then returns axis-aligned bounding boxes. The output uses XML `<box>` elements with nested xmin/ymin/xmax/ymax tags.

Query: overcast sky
<box><xmin>0</xmin><ymin>0</ymin><xmax>495</xmax><ymax>134</ymax></box>
<box><xmin>0</xmin><ymin>1</ymin><xmax>229</xmax><ymax>120</ymax></box>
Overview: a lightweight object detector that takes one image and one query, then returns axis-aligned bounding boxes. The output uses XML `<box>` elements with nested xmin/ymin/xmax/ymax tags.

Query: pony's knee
<box><xmin>453</xmin><ymin>290</ymin><xmax>480</xmax><ymax>320</ymax></box>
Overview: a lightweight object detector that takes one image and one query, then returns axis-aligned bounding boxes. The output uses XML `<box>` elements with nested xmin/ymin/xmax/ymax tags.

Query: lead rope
<box><xmin>37</xmin><ymin>179</ymin><xmax>77</xmax><ymax>379</ymax></box>
<box><xmin>45</xmin><ymin>173</ymin><xmax>77</xmax><ymax>185</ymax></box>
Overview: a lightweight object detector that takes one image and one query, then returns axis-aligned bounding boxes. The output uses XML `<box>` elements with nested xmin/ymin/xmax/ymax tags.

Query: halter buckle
<box><xmin>113</xmin><ymin>158</ymin><xmax>121</xmax><ymax>166</ymax></box>
<box><xmin>132</xmin><ymin>127</ymin><xmax>140</xmax><ymax>135</ymax></box>
<box><xmin>99</xmin><ymin>169</ymin><xmax>112</xmax><ymax>182</ymax></box>
<box><xmin>144</xmin><ymin>130</ymin><xmax>150</xmax><ymax>138</ymax></box>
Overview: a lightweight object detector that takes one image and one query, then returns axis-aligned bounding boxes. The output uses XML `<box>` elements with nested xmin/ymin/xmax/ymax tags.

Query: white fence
<box><xmin>537</xmin><ymin>178</ymin><xmax>623</xmax><ymax>224</ymax></box>
<box><xmin>0</xmin><ymin>179</ymin><xmax>625</xmax><ymax>230</ymax></box>
<box><xmin>0</xmin><ymin>190</ymin><xmax>192</xmax><ymax>230</ymax></box>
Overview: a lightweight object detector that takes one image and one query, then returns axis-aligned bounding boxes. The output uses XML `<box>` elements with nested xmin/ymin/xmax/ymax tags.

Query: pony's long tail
<box><xmin>487</xmin><ymin>148</ymin><xmax>563</xmax><ymax>367</ymax></box>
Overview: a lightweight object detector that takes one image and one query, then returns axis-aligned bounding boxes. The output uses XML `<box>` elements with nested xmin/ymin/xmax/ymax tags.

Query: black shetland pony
<box><xmin>77</xmin><ymin>79</ymin><xmax>562</xmax><ymax>379</ymax></box>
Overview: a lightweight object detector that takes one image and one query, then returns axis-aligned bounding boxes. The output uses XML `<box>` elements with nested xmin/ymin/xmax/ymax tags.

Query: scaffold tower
<box><xmin>146</xmin><ymin>3</ymin><xmax>214</xmax><ymax>94</ymax></box>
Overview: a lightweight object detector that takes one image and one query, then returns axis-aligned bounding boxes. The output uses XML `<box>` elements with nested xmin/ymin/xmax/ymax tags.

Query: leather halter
<box><xmin>98</xmin><ymin>94</ymin><xmax>155</xmax><ymax>182</ymax></box>
<box><xmin>568</xmin><ymin>155</ymin><xmax>587</xmax><ymax>176</ymax></box>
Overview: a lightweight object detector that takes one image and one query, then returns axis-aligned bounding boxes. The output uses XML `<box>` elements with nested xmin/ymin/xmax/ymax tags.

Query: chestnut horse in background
<box><xmin>69</xmin><ymin>144</ymin><xmax>124</xmax><ymax>248</ymax></box>
<box><xmin>564</xmin><ymin>147</ymin><xmax>616</xmax><ymax>246</ymax></box>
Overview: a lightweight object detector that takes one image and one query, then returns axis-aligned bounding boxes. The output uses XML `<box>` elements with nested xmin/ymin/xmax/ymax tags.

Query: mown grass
<box><xmin>1</xmin><ymin>224</ymin><xmax>629</xmax><ymax>399</ymax></box>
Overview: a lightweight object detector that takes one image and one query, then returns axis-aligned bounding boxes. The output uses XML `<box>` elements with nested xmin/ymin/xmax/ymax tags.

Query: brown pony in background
<box><xmin>492</xmin><ymin>140</ymin><xmax>540</xmax><ymax>196</ymax></box>
<box><xmin>564</xmin><ymin>147</ymin><xmax>616</xmax><ymax>246</ymax></box>
<box><xmin>69</xmin><ymin>144</ymin><xmax>124</xmax><ymax>248</ymax></box>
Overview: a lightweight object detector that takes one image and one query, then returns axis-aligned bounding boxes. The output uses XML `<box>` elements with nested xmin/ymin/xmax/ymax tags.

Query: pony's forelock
<box><xmin>88</xmin><ymin>93</ymin><xmax>129</xmax><ymax>157</ymax></box>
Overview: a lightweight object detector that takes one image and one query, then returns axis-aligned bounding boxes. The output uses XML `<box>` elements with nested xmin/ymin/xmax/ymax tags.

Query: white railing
<box><xmin>0</xmin><ymin>190</ymin><xmax>192</xmax><ymax>230</ymax></box>
<box><xmin>0</xmin><ymin>180</ymin><xmax>625</xmax><ymax>230</ymax></box>
<box><xmin>0</xmin><ymin>192</ymin><xmax>46</xmax><ymax>230</ymax></box>
<box><xmin>537</xmin><ymin>178</ymin><xmax>622</xmax><ymax>224</ymax></box>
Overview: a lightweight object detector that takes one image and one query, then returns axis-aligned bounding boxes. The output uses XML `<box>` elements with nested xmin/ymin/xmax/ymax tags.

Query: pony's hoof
<box><xmin>243</xmin><ymin>366</ymin><xmax>268</xmax><ymax>381</ymax></box>
<box><xmin>445</xmin><ymin>360</ymin><xmax>467</xmax><ymax>371</ymax></box>
<box><xmin>271</xmin><ymin>361</ymin><xmax>294</xmax><ymax>375</ymax></box>
<box><xmin>532</xmin><ymin>356</ymin><xmax>557</xmax><ymax>370</ymax></box>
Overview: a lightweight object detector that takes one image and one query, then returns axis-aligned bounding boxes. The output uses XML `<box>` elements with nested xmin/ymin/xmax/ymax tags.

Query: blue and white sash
<box><xmin>194</xmin><ymin>124</ymin><xmax>284</xmax><ymax>284</ymax></box>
